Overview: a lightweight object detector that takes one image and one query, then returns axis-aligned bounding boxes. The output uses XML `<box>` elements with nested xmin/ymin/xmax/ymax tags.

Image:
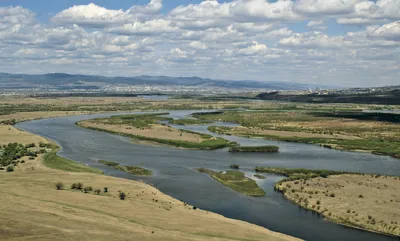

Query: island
<box><xmin>197</xmin><ymin>168</ymin><xmax>266</xmax><ymax>197</ymax></box>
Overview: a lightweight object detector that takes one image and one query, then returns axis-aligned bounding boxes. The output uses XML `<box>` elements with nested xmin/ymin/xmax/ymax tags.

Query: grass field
<box><xmin>199</xmin><ymin>110</ymin><xmax>400</xmax><ymax>159</ymax></box>
<box><xmin>197</xmin><ymin>168</ymin><xmax>266</xmax><ymax>197</ymax></box>
<box><xmin>275</xmin><ymin>174</ymin><xmax>400</xmax><ymax>236</ymax></box>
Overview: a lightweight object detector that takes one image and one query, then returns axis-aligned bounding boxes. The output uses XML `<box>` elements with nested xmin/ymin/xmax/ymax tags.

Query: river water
<box><xmin>16</xmin><ymin>110</ymin><xmax>400</xmax><ymax>241</ymax></box>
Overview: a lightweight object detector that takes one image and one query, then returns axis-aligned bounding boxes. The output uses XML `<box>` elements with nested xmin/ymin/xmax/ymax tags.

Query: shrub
<box><xmin>193</xmin><ymin>206</ymin><xmax>197</xmax><ymax>210</ymax></box>
<box><xmin>330</xmin><ymin>193</ymin><xmax>335</xmax><ymax>197</ymax></box>
<box><xmin>6</xmin><ymin>166</ymin><xmax>14</xmax><ymax>172</ymax></box>
<box><xmin>104</xmin><ymin>187</ymin><xmax>108</xmax><ymax>193</ymax></box>
<box><xmin>71</xmin><ymin>183</ymin><xmax>77</xmax><ymax>189</ymax></box>
<box><xmin>119</xmin><ymin>191</ymin><xmax>126</xmax><ymax>200</ymax></box>
<box><xmin>83</xmin><ymin>186</ymin><xmax>93</xmax><ymax>193</ymax></box>
<box><xmin>21</xmin><ymin>160</ymin><xmax>25</xmax><ymax>163</ymax></box>
<box><xmin>94</xmin><ymin>189</ymin><xmax>101</xmax><ymax>195</ymax></box>
<box><xmin>55</xmin><ymin>182</ymin><xmax>64</xmax><ymax>190</ymax></box>
<box><xmin>76</xmin><ymin>182</ymin><xmax>83</xmax><ymax>190</ymax></box>
<box><xmin>316</xmin><ymin>200</ymin><xmax>321</xmax><ymax>205</ymax></box>
<box><xmin>358</xmin><ymin>194</ymin><xmax>363</xmax><ymax>198</ymax></box>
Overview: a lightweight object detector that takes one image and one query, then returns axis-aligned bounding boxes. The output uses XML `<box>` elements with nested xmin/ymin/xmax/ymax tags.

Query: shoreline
<box><xmin>278</xmin><ymin>188</ymin><xmax>400</xmax><ymax>238</ymax></box>
<box><xmin>208</xmin><ymin>129</ymin><xmax>400</xmax><ymax>160</ymax></box>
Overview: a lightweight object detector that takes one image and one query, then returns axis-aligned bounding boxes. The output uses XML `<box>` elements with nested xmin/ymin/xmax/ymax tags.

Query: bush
<box><xmin>330</xmin><ymin>193</ymin><xmax>335</xmax><ymax>197</ymax></box>
<box><xmin>104</xmin><ymin>187</ymin><xmax>108</xmax><ymax>193</ymax></box>
<box><xmin>21</xmin><ymin>160</ymin><xmax>25</xmax><ymax>163</ymax></box>
<box><xmin>6</xmin><ymin>166</ymin><xmax>14</xmax><ymax>172</ymax></box>
<box><xmin>358</xmin><ymin>194</ymin><xmax>363</xmax><ymax>198</ymax></box>
<box><xmin>83</xmin><ymin>186</ymin><xmax>93</xmax><ymax>193</ymax></box>
<box><xmin>94</xmin><ymin>189</ymin><xmax>101</xmax><ymax>195</ymax></box>
<box><xmin>119</xmin><ymin>191</ymin><xmax>126</xmax><ymax>200</ymax></box>
<box><xmin>55</xmin><ymin>182</ymin><xmax>64</xmax><ymax>190</ymax></box>
<box><xmin>76</xmin><ymin>182</ymin><xmax>83</xmax><ymax>190</ymax></box>
<box><xmin>71</xmin><ymin>183</ymin><xmax>77</xmax><ymax>189</ymax></box>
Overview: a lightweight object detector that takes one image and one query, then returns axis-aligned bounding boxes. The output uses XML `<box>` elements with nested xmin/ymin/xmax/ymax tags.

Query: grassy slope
<box><xmin>197</xmin><ymin>168</ymin><xmax>266</xmax><ymax>197</ymax></box>
<box><xmin>43</xmin><ymin>150</ymin><xmax>103</xmax><ymax>174</ymax></box>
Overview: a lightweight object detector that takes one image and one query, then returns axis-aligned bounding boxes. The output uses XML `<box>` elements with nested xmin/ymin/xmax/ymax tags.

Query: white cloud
<box><xmin>293</xmin><ymin>0</ymin><xmax>362</xmax><ymax>15</ymax></box>
<box><xmin>366</xmin><ymin>21</ymin><xmax>400</xmax><ymax>41</ymax></box>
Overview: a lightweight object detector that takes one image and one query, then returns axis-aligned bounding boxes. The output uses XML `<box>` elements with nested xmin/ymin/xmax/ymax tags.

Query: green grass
<box><xmin>97</xmin><ymin>113</ymin><xmax>172</xmax><ymax>129</ymax></box>
<box><xmin>169</xmin><ymin>119</ymin><xmax>212</xmax><ymax>125</ymax></box>
<box><xmin>43</xmin><ymin>151</ymin><xmax>103</xmax><ymax>174</ymax></box>
<box><xmin>254</xmin><ymin>166</ymin><xmax>359</xmax><ymax>183</ymax></box>
<box><xmin>115</xmin><ymin>166</ymin><xmax>153</xmax><ymax>176</ymax></box>
<box><xmin>197</xmin><ymin>168</ymin><xmax>266</xmax><ymax>197</ymax></box>
<box><xmin>229</xmin><ymin>145</ymin><xmax>279</xmax><ymax>153</ymax></box>
<box><xmin>253</xmin><ymin>174</ymin><xmax>266</xmax><ymax>179</ymax></box>
<box><xmin>97</xmin><ymin>160</ymin><xmax>152</xmax><ymax>176</ymax></box>
<box><xmin>98</xmin><ymin>160</ymin><xmax>119</xmax><ymax>167</ymax></box>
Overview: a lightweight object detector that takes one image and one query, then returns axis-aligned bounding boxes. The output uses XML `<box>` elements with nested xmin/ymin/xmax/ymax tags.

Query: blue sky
<box><xmin>0</xmin><ymin>0</ymin><xmax>399</xmax><ymax>87</ymax></box>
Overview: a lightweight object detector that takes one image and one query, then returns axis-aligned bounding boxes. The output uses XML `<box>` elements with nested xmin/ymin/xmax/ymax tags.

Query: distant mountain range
<box><xmin>0</xmin><ymin>72</ymin><xmax>333</xmax><ymax>91</ymax></box>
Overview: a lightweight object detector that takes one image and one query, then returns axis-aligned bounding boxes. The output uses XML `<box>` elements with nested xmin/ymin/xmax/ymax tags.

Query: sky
<box><xmin>0</xmin><ymin>0</ymin><xmax>399</xmax><ymax>87</ymax></box>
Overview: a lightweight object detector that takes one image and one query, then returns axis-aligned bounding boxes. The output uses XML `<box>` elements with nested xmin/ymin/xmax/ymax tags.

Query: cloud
<box><xmin>1</xmin><ymin>1</ymin><xmax>400</xmax><ymax>86</ymax></box>
<box><xmin>293</xmin><ymin>0</ymin><xmax>362</xmax><ymax>15</ymax></box>
<box><xmin>366</xmin><ymin>21</ymin><xmax>400</xmax><ymax>41</ymax></box>
<box><xmin>52</xmin><ymin>1</ymin><xmax>163</xmax><ymax>28</ymax></box>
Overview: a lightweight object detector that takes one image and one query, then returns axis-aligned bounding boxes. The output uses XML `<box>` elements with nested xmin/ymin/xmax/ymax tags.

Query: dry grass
<box><xmin>0</xmin><ymin>111</ymin><xmax>90</xmax><ymax>123</ymax></box>
<box><xmin>0</xmin><ymin>125</ymin><xmax>48</xmax><ymax>145</ymax></box>
<box><xmin>79</xmin><ymin>121</ymin><xmax>207</xmax><ymax>143</ymax></box>
<box><xmin>0</xmin><ymin>128</ymin><xmax>300</xmax><ymax>241</ymax></box>
<box><xmin>228</xmin><ymin>126</ymin><xmax>360</xmax><ymax>140</ymax></box>
<box><xmin>277</xmin><ymin>175</ymin><xmax>400</xmax><ymax>236</ymax></box>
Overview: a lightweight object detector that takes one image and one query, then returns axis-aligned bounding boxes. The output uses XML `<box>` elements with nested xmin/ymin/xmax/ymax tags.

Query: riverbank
<box><xmin>200</xmin><ymin>110</ymin><xmax>400</xmax><ymax>159</ymax></box>
<box><xmin>197</xmin><ymin>168</ymin><xmax>266</xmax><ymax>197</ymax></box>
<box><xmin>0</xmin><ymin>122</ymin><xmax>300</xmax><ymax>241</ymax></box>
<box><xmin>76</xmin><ymin>114</ymin><xmax>232</xmax><ymax>150</ymax></box>
<box><xmin>229</xmin><ymin>145</ymin><xmax>279</xmax><ymax>153</ymax></box>
<box><xmin>98</xmin><ymin>160</ymin><xmax>153</xmax><ymax>176</ymax></box>
<box><xmin>272</xmin><ymin>172</ymin><xmax>400</xmax><ymax>237</ymax></box>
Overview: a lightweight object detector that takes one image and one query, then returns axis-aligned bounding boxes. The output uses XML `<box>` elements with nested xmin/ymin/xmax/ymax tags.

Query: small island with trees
<box><xmin>229</xmin><ymin>145</ymin><xmax>279</xmax><ymax>153</ymax></box>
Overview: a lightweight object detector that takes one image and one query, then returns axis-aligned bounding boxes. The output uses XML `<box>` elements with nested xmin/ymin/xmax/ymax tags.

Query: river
<box><xmin>16</xmin><ymin>110</ymin><xmax>400</xmax><ymax>241</ymax></box>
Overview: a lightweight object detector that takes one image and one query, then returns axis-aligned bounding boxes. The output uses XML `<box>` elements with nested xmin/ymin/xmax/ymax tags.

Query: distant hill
<box><xmin>0</xmin><ymin>72</ymin><xmax>332</xmax><ymax>91</ymax></box>
<box><xmin>256</xmin><ymin>88</ymin><xmax>400</xmax><ymax>105</ymax></box>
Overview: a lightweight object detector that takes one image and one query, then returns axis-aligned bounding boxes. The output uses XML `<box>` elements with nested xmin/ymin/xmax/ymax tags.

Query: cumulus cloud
<box><xmin>366</xmin><ymin>21</ymin><xmax>400</xmax><ymax>41</ymax></box>
<box><xmin>52</xmin><ymin>1</ymin><xmax>163</xmax><ymax>28</ymax></box>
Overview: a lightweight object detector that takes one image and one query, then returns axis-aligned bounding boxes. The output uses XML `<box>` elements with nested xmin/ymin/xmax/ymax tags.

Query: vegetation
<box><xmin>0</xmin><ymin>142</ymin><xmax>33</xmax><ymax>167</ymax></box>
<box><xmin>230</xmin><ymin>164</ymin><xmax>239</xmax><ymax>169</ymax></box>
<box><xmin>199</xmin><ymin>110</ymin><xmax>400</xmax><ymax>159</ymax></box>
<box><xmin>253</xmin><ymin>174</ymin><xmax>266</xmax><ymax>179</ymax></box>
<box><xmin>197</xmin><ymin>168</ymin><xmax>266</xmax><ymax>197</ymax></box>
<box><xmin>55</xmin><ymin>182</ymin><xmax>64</xmax><ymax>190</ymax></box>
<box><xmin>255</xmin><ymin>166</ymin><xmax>358</xmax><ymax>183</ymax></box>
<box><xmin>98</xmin><ymin>160</ymin><xmax>153</xmax><ymax>176</ymax></box>
<box><xmin>80</xmin><ymin>122</ymin><xmax>233</xmax><ymax>150</ymax></box>
<box><xmin>119</xmin><ymin>191</ymin><xmax>126</xmax><ymax>200</ymax></box>
<box><xmin>229</xmin><ymin>145</ymin><xmax>279</xmax><ymax>153</ymax></box>
<box><xmin>169</xmin><ymin>118</ymin><xmax>212</xmax><ymax>125</ymax></box>
<box><xmin>43</xmin><ymin>150</ymin><xmax>103</xmax><ymax>174</ymax></box>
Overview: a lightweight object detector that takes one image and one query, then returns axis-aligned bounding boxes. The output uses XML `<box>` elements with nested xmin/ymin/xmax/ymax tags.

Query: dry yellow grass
<box><xmin>277</xmin><ymin>175</ymin><xmax>400</xmax><ymax>236</ymax></box>
<box><xmin>0</xmin><ymin>125</ymin><xmax>48</xmax><ymax>145</ymax></box>
<box><xmin>0</xmin><ymin>111</ymin><xmax>90</xmax><ymax>123</ymax></box>
<box><xmin>79</xmin><ymin>121</ymin><xmax>207</xmax><ymax>143</ymax></box>
<box><xmin>0</xmin><ymin>123</ymin><xmax>300</xmax><ymax>241</ymax></box>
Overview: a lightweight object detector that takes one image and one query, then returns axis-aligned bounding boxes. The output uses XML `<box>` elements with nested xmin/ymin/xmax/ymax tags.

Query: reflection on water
<box><xmin>16</xmin><ymin>110</ymin><xmax>400</xmax><ymax>241</ymax></box>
